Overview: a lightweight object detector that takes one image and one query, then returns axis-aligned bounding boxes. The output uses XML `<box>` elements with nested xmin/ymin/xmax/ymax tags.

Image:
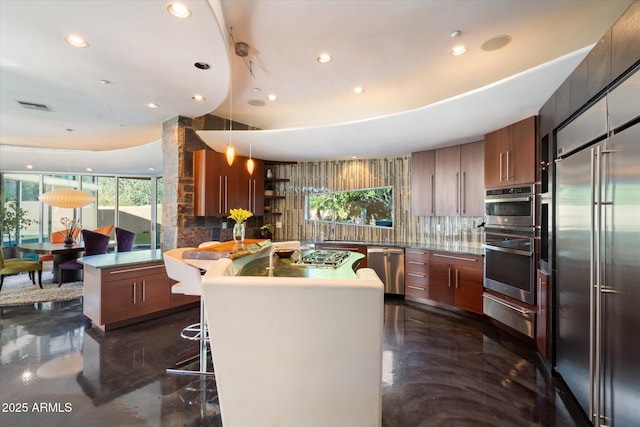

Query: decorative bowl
<box><xmin>275</xmin><ymin>249</ymin><xmax>295</xmax><ymax>258</ymax></box>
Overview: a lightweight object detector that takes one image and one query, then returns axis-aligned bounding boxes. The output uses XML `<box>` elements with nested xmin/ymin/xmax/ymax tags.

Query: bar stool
<box><xmin>163</xmin><ymin>248</ymin><xmax>213</xmax><ymax>376</ymax></box>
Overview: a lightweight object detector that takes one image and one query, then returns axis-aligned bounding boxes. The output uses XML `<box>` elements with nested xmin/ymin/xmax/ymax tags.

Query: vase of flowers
<box><xmin>259</xmin><ymin>221</ymin><xmax>274</xmax><ymax>239</ymax></box>
<box><xmin>228</xmin><ymin>208</ymin><xmax>252</xmax><ymax>244</ymax></box>
<box><xmin>61</xmin><ymin>217</ymin><xmax>81</xmax><ymax>246</ymax></box>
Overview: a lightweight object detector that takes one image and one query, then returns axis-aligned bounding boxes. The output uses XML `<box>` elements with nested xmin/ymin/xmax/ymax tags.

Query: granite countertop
<box><xmin>302</xmin><ymin>240</ymin><xmax>483</xmax><ymax>257</ymax></box>
<box><xmin>78</xmin><ymin>249</ymin><xmax>164</xmax><ymax>269</ymax></box>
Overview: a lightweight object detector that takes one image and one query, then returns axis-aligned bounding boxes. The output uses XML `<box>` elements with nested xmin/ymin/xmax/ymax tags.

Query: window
<box><xmin>306</xmin><ymin>186</ymin><xmax>393</xmax><ymax>228</ymax></box>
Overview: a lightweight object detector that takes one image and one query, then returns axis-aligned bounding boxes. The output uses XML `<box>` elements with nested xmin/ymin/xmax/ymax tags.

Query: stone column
<box><xmin>161</xmin><ymin>114</ymin><xmax>244</xmax><ymax>250</ymax></box>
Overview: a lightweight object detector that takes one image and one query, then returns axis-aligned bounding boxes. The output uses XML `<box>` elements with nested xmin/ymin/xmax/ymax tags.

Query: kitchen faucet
<box><xmin>267</xmin><ymin>246</ymin><xmax>302</xmax><ymax>277</ymax></box>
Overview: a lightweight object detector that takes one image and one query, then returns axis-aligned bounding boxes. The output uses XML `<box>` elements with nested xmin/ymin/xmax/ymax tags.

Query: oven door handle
<box><xmin>483</xmin><ymin>244</ymin><xmax>532</xmax><ymax>257</ymax></box>
<box><xmin>484</xmin><ymin>196</ymin><xmax>532</xmax><ymax>204</ymax></box>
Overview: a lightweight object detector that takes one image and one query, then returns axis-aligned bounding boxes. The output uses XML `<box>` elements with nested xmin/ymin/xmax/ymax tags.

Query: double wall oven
<box><xmin>482</xmin><ymin>184</ymin><xmax>537</xmax><ymax>337</ymax></box>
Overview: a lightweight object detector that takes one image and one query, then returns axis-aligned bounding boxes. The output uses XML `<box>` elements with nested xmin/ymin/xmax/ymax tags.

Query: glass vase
<box><xmin>233</xmin><ymin>222</ymin><xmax>246</xmax><ymax>244</ymax></box>
<box><xmin>63</xmin><ymin>236</ymin><xmax>74</xmax><ymax>246</ymax></box>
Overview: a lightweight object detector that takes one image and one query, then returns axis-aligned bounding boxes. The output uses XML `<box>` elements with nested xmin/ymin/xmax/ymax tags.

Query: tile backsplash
<box><xmin>270</xmin><ymin>157</ymin><xmax>484</xmax><ymax>248</ymax></box>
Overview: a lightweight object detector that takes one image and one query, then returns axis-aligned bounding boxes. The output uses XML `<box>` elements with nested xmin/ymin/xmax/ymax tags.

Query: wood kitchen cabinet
<box><xmin>410</xmin><ymin>150</ymin><xmax>435</xmax><ymax>216</ymax></box>
<box><xmin>404</xmin><ymin>248</ymin><xmax>430</xmax><ymax>304</ymax></box>
<box><xmin>434</xmin><ymin>141</ymin><xmax>484</xmax><ymax>216</ymax></box>
<box><xmin>484</xmin><ymin>116</ymin><xmax>537</xmax><ymax>188</ymax></box>
<box><xmin>194</xmin><ymin>149</ymin><xmax>264</xmax><ymax>216</ymax></box>
<box><xmin>83</xmin><ymin>254</ymin><xmax>198</xmax><ymax>331</ymax></box>
<box><xmin>429</xmin><ymin>251</ymin><xmax>483</xmax><ymax>314</ymax></box>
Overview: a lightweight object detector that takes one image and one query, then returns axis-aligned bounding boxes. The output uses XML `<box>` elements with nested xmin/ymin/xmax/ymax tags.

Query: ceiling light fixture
<box><xmin>39</xmin><ymin>149</ymin><xmax>96</xmax><ymax>208</ymax></box>
<box><xmin>247</xmin><ymin>144</ymin><xmax>255</xmax><ymax>176</ymax></box>
<box><xmin>167</xmin><ymin>3</ymin><xmax>191</xmax><ymax>18</ymax></box>
<box><xmin>26</xmin><ymin>164</ymin><xmax>34</xmax><ymax>170</ymax></box>
<box><xmin>194</xmin><ymin>62</ymin><xmax>210</xmax><ymax>70</ymax></box>
<box><xmin>64</xmin><ymin>34</ymin><xmax>89</xmax><ymax>48</ymax></box>
<box><xmin>192</xmin><ymin>94</ymin><xmax>206</xmax><ymax>102</ymax></box>
<box><xmin>226</xmin><ymin>28</ymin><xmax>236</xmax><ymax>166</ymax></box>
<box><xmin>39</xmin><ymin>188</ymin><xmax>95</xmax><ymax>208</ymax></box>
<box><xmin>267</xmin><ymin>94</ymin><xmax>277</xmax><ymax>101</ymax></box>
<box><xmin>353</xmin><ymin>86</ymin><xmax>364</xmax><ymax>94</ymax></box>
<box><xmin>450</xmin><ymin>45</ymin><xmax>467</xmax><ymax>56</ymax></box>
<box><xmin>145</xmin><ymin>102</ymin><xmax>159</xmax><ymax>109</ymax></box>
<box><xmin>317</xmin><ymin>53</ymin><xmax>332</xmax><ymax>64</ymax></box>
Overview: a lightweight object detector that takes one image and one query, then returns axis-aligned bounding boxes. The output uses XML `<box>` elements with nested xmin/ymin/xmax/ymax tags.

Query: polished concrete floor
<box><xmin>0</xmin><ymin>297</ymin><xmax>589</xmax><ymax>426</ymax></box>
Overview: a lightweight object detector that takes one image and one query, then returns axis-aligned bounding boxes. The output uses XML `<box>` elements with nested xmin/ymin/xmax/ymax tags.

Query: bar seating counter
<box><xmin>79</xmin><ymin>250</ymin><xmax>199</xmax><ymax>332</ymax></box>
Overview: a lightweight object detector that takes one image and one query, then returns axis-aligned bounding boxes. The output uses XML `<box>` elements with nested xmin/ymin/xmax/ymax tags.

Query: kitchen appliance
<box><xmin>299</xmin><ymin>250</ymin><xmax>352</xmax><ymax>268</ymax></box>
<box><xmin>483</xmin><ymin>184</ymin><xmax>537</xmax><ymax>335</ymax></box>
<box><xmin>367</xmin><ymin>247</ymin><xmax>405</xmax><ymax>295</ymax></box>
<box><xmin>484</xmin><ymin>184</ymin><xmax>536</xmax><ymax>229</ymax></box>
<box><xmin>483</xmin><ymin>228</ymin><xmax>536</xmax><ymax>305</ymax></box>
<box><xmin>555</xmin><ymin>66</ymin><xmax>639</xmax><ymax>427</ymax></box>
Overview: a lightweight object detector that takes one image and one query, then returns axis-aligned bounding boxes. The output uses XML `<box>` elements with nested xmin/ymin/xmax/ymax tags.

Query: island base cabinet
<box><xmin>429</xmin><ymin>252</ymin><xmax>483</xmax><ymax>315</ymax></box>
<box><xmin>83</xmin><ymin>261</ymin><xmax>198</xmax><ymax>332</ymax></box>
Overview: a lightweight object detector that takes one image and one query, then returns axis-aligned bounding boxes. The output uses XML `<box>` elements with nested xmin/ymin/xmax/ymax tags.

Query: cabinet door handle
<box><xmin>448</xmin><ymin>268</ymin><xmax>452</xmax><ymax>287</ymax></box>
<box><xmin>407</xmin><ymin>285</ymin><xmax>425</xmax><ymax>291</ymax></box>
<box><xmin>506</xmin><ymin>150</ymin><xmax>511</xmax><ymax>181</ymax></box>
<box><xmin>142</xmin><ymin>280</ymin><xmax>146</xmax><ymax>302</ymax></box>
<box><xmin>430</xmin><ymin>174</ymin><xmax>435</xmax><ymax>214</ymax></box>
<box><xmin>407</xmin><ymin>273</ymin><xmax>425</xmax><ymax>278</ymax></box>
<box><xmin>132</xmin><ymin>281</ymin><xmax>137</xmax><ymax>304</ymax></box>
<box><xmin>408</xmin><ymin>261</ymin><xmax>426</xmax><ymax>266</ymax></box>
<box><xmin>499</xmin><ymin>152</ymin><xmax>503</xmax><ymax>182</ymax></box>
<box><xmin>455</xmin><ymin>269</ymin><xmax>460</xmax><ymax>289</ymax></box>
<box><xmin>218</xmin><ymin>176</ymin><xmax>223</xmax><ymax>214</ymax></box>
<box><xmin>462</xmin><ymin>171</ymin><xmax>466</xmax><ymax>214</ymax></box>
<box><xmin>224</xmin><ymin>176</ymin><xmax>228</xmax><ymax>213</ymax></box>
<box><xmin>456</xmin><ymin>172</ymin><xmax>460</xmax><ymax>214</ymax></box>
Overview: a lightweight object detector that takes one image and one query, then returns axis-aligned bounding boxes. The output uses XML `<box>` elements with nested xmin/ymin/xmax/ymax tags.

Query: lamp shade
<box><xmin>39</xmin><ymin>188</ymin><xmax>95</xmax><ymax>208</ymax></box>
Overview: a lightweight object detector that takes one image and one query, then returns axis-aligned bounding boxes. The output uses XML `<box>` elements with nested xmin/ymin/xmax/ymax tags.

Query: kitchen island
<box><xmin>79</xmin><ymin>250</ymin><xmax>199</xmax><ymax>332</ymax></box>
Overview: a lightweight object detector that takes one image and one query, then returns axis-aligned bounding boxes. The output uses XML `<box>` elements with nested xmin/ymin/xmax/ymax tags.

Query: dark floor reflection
<box><xmin>1</xmin><ymin>298</ymin><xmax>588</xmax><ymax>426</ymax></box>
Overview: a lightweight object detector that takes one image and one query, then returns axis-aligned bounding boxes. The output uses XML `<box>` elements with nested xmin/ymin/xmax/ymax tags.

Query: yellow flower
<box><xmin>228</xmin><ymin>208</ymin><xmax>253</xmax><ymax>224</ymax></box>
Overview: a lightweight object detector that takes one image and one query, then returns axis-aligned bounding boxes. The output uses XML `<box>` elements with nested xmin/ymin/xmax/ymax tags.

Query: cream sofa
<box><xmin>200</xmin><ymin>266</ymin><xmax>384</xmax><ymax>427</ymax></box>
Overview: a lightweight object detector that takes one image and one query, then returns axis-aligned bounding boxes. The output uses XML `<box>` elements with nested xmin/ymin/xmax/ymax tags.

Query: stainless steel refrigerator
<box><xmin>555</xmin><ymin>68</ymin><xmax>639</xmax><ymax>427</ymax></box>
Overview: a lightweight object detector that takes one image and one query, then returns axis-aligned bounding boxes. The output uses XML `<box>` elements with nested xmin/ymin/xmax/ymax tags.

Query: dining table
<box><xmin>17</xmin><ymin>242</ymin><xmax>86</xmax><ymax>283</ymax></box>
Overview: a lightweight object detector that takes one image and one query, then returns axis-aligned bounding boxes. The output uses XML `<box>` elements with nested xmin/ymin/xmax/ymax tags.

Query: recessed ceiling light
<box><xmin>353</xmin><ymin>86</ymin><xmax>364</xmax><ymax>94</ymax></box>
<box><xmin>451</xmin><ymin>30</ymin><xmax>462</xmax><ymax>38</ymax></box>
<box><xmin>267</xmin><ymin>94</ymin><xmax>277</xmax><ymax>101</ymax></box>
<box><xmin>26</xmin><ymin>164</ymin><xmax>34</xmax><ymax>170</ymax></box>
<box><xmin>194</xmin><ymin>62</ymin><xmax>210</xmax><ymax>70</ymax></box>
<box><xmin>450</xmin><ymin>45</ymin><xmax>467</xmax><ymax>56</ymax></box>
<box><xmin>99</xmin><ymin>79</ymin><xmax>111</xmax><ymax>85</ymax></box>
<box><xmin>167</xmin><ymin>3</ymin><xmax>191</xmax><ymax>18</ymax></box>
<box><xmin>149</xmin><ymin>167</ymin><xmax>155</xmax><ymax>171</ymax></box>
<box><xmin>317</xmin><ymin>53</ymin><xmax>332</xmax><ymax>64</ymax></box>
<box><xmin>85</xmin><ymin>167</ymin><xmax>93</xmax><ymax>172</ymax></box>
<box><xmin>66</xmin><ymin>128</ymin><xmax>74</xmax><ymax>132</ymax></box>
<box><xmin>64</xmin><ymin>34</ymin><xmax>89</xmax><ymax>48</ymax></box>
<box><xmin>192</xmin><ymin>94</ymin><xmax>206</xmax><ymax>102</ymax></box>
<box><xmin>145</xmin><ymin>102</ymin><xmax>159</xmax><ymax>109</ymax></box>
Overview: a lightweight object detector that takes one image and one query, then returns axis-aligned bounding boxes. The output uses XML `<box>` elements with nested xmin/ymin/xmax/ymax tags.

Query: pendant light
<box><xmin>39</xmin><ymin>188</ymin><xmax>95</xmax><ymax>208</ymax></box>
<box><xmin>39</xmin><ymin>149</ymin><xmax>96</xmax><ymax>208</ymax></box>
<box><xmin>247</xmin><ymin>144</ymin><xmax>255</xmax><ymax>175</ymax></box>
<box><xmin>226</xmin><ymin>28</ymin><xmax>236</xmax><ymax>166</ymax></box>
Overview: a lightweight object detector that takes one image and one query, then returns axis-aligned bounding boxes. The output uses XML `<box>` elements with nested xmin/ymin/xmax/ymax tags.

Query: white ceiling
<box><xmin>0</xmin><ymin>0</ymin><xmax>633</xmax><ymax>174</ymax></box>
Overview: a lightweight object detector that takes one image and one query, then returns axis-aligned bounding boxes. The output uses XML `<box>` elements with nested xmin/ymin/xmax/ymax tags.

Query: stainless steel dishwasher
<box><xmin>367</xmin><ymin>247</ymin><xmax>405</xmax><ymax>295</ymax></box>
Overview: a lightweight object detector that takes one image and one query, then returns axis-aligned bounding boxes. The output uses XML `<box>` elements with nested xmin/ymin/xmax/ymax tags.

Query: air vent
<box><xmin>17</xmin><ymin>101</ymin><xmax>52</xmax><ymax>112</ymax></box>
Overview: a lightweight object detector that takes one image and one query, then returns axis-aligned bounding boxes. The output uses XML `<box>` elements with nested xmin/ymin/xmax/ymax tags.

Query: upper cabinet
<box><xmin>193</xmin><ymin>149</ymin><xmax>264</xmax><ymax>217</ymax></box>
<box><xmin>484</xmin><ymin>116</ymin><xmax>537</xmax><ymax>188</ymax></box>
<box><xmin>411</xmin><ymin>140</ymin><xmax>484</xmax><ymax>217</ymax></box>
<box><xmin>410</xmin><ymin>150</ymin><xmax>435</xmax><ymax>216</ymax></box>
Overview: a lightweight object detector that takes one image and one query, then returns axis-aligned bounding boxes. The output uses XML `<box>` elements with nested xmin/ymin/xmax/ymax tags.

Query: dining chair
<box><xmin>38</xmin><ymin>228</ymin><xmax>82</xmax><ymax>266</ymax></box>
<box><xmin>115</xmin><ymin>227</ymin><xmax>136</xmax><ymax>252</ymax></box>
<box><xmin>1</xmin><ymin>249</ymin><xmax>42</xmax><ymax>290</ymax></box>
<box><xmin>58</xmin><ymin>229</ymin><xmax>110</xmax><ymax>286</ymax></box>
<box><xmin>93</xmin><ymin>224</ymin><xmax>114</xmax><ymax>237</ymax></box>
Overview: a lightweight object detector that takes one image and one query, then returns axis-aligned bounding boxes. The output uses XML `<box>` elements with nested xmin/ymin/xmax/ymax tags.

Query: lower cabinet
<box><xmin>404</xmin><ymin>249</ymin><xmax>430</xmax><ymax>303</ymax></box>
<box><xmin>428</xmin><ymin>251</ymin><xmax>484</xmax><ymax>315</ymax></box>
<box><xmin>83</xmin><ymin>261</ymin><xmax>198</xmax><ymax>331</ymax></box>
